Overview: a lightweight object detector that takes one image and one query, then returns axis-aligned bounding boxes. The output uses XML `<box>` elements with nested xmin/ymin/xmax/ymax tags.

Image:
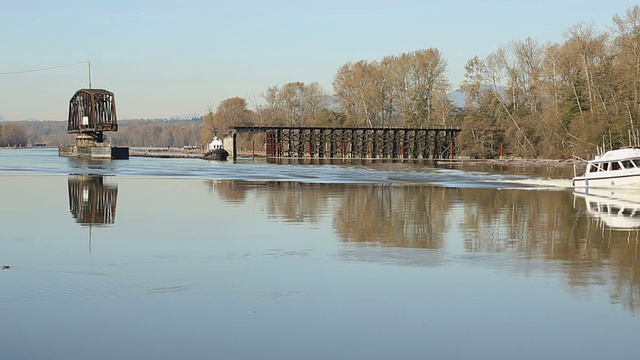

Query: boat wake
<box><xmin>1</xmin><ymin>148</ymin><xmax>577</xmax><ymax>191</ymax></box>
<box><xmin>490</xmin><ymin>178</ymin><xmax>573</xmax><ymax>190</ymax></box>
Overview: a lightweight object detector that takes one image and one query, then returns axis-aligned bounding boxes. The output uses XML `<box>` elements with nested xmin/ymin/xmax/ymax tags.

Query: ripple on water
<box><xmin>336</xmin><ymin>245</ymin><xmax>445</xmax><ymax>267</ymax></box>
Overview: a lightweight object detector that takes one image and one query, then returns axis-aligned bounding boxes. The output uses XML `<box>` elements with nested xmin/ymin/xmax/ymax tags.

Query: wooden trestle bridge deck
<box><xmin>230</xmin><ymin>126</ymin><xmax>461</xmax><ymax>159</ymax></box>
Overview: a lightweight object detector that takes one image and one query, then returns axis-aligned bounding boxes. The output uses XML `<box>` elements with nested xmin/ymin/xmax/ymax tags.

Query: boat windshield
<box><xmin>588</xmin><ymin>158</ymin><xmax>640</xmax><ymax>173</ymax></box>
<box><xmin>588</xmin><ymin>163</ymin><xmax>602</xmax><ymax>172</ymax></box>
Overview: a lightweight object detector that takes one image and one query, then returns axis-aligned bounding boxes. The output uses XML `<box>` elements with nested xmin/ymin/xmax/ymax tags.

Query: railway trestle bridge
<box><xmin>229</xmin><ymin>126</ymin><xmax>461</xmax><ymax>160</ymax></box>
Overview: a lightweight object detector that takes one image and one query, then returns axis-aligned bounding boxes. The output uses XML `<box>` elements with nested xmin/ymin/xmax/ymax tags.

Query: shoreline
<box><xmin>438</xmin><ymin>158</ymin><xmax>581</xmax><ymax>168</ymax></box>
<box><xmin>2</xmin><ymin>146</ymin><xmax>583</xmax><ymax>168</ymax></box>
<box><xmin>131</xmin><ymin>148</ymin><xmax>582</xmax><ymax>168</ymax></box>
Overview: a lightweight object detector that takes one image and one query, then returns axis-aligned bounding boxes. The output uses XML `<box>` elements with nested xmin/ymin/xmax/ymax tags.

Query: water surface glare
<box><xmin>0</xmin><ymin>148</ymin><xmax>638</xmax><ymax>360</ymax></box>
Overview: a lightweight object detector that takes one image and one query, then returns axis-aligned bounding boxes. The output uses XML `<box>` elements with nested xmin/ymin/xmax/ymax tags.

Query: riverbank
<box><xmin>1</xmin><ymin>146</ymin><xmax>582</xmax><ymax>168</ymax></box>
<box><xmin>128</xmin><ymin>147</ymin><xmax>202</xmax><ymax>158</ymax></box>
<box><xmin>128</xmin><ymin>147</ymin><xmax>266</xmax><ymax>159</ymax></box>
<box><xmin>439</xmin><ymin>158</ymin><xmax>580</xmax><ymax>168</ymax></box>
<box><xmin>128</xmin><ymin>148</ymin><xmax>581</xmax><ymax>168</ymax></box>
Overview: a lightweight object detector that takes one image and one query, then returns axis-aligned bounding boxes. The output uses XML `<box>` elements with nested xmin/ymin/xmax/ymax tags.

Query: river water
<box><xmin>1</xmin><ymin>148</ymin><xmax>638</xmax><ymax>359</ymax></box>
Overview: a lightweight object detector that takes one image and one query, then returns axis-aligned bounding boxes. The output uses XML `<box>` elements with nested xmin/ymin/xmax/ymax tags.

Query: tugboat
<box><xmin>203</xmin><ymin>136</ymin><xmax>229</xmax><ymax>161</ymax></box>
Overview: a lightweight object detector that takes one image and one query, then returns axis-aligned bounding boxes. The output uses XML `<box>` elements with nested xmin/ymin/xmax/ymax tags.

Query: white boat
<box><xmin>574</xmin><ymin>191</ymin><xmax>640</xmax><ymax>230</ymax></box>
<box><xmin>572</xmin><ymin>147</ymin><xmax>640</xmax><ymax>190</ymax></box>
<box><xmin>203</xmin><ymin>136</ymin><xmax>229</xmax><ymax>161</ymax></box>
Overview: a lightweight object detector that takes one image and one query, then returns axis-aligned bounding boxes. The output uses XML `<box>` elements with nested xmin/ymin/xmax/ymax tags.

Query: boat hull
<box><xmin>573</xmin><ymin>172</ymin><xmax>640</xmax><ymax>190</ymax></box>
<box><xmin>203</xmin><ymin>149</ymin><xmax>229</xmax><ymax>161</ymax></box>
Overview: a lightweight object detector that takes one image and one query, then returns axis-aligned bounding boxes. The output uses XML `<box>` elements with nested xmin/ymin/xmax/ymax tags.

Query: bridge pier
<box><xmin>222</xmin><ymin>132</ymin><xmax>237</xmax><ymax>160</ymax></box>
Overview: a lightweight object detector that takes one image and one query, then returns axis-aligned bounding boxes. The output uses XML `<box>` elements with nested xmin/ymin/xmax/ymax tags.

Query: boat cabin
<box><xmin>586</xmin><ymin>158</ymin><xmax>640</xmax><ymax>173</ymax></box>
<box><xmin>584</xmin><ymin>147</ymin><xmax>640</xmax><ymax>175</ymax></box>
<box><xmin>207</xmin><ymin>137</ymin><xmax>224</xmax><ymax>151</ymax></box>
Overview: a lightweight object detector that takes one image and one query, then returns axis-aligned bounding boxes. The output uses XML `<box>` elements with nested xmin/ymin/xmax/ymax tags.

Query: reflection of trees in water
<box><xmin>206</xmin><ymin>179</ymin><xmax>640</xmax><ymax>313</ymax></box>
<box><xmin>206</xmin><ymin>180</ymin><xmax>333</xmax><ymax>223</ymax></box>
<box><xmin>460</xmin><ymin>188</ymin><xmax>577</xmax><ymax>255</ymax></box>
<box><xmin>261</xmin><ymin>182</ymin><xmax>333</xmax><ymax>224</ymax></box>
<box><xmin>250</xmin><ymin>182</ymin><xmax>448</xmax><ymax>249</ymax></box>
<box><xmin>334</xmin><ymin>185</ymin><xmax>449</xmax><ymax>249</ymax></box>
<box><xmin>206</xmin><ymin>180</ymin><xmax>448</xmax><ymax>247</ymax></box>
<box><xmin>68</xmin><ymin>174</ymin><xmax>118</xmax><ymax>226</ymax></box>
<box><xmin>459</xmin><ymin>188</ymin><xmax>640</xmax><ymax>313</ymax></box>
<box><xmin>206</xmin><ymin>180</ymin><xmax>247</xmax><ymax>203</ymax></box>
<box><xmin>579</xmin><ymin>221</ymin><xmax>640</xmax><ymax>313</ymax></box>
<box><xmin>608</xmin><ymin>241</ymin><xmax>640</xmax><ymax>313</ymax></box>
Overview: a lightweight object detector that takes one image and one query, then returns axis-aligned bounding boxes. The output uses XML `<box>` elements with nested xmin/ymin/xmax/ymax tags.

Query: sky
<box><xmin>1</xmin><ymin>0</ymin><xmax>638</xmax><ymax>121</ymax></box>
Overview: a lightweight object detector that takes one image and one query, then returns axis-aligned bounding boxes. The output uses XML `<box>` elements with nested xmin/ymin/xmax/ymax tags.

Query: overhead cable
<box><xmin>0</xmin><ymin>60</ymin><xmax>89</xmax><ymax>75</ymax></box>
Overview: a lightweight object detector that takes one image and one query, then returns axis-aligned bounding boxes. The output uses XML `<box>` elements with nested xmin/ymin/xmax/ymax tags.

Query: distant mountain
<box><xmin>0</xmin><ymin>114</ymin><xmax>5</xmax><ymax>122</ymax></box>
<box><xmin>447</xmin><ymin>89</ymin><xmax>466</xmax><ymax>109</ymax></box>
<box><xmin>325</xmin><ymin>95</ymin><xmax>341</xmax><ymax>111</ymax></box>
<box><xmin>446</xmin><ymin>86</ymin><xmax>506</xmax><ymax>109</ymax></box>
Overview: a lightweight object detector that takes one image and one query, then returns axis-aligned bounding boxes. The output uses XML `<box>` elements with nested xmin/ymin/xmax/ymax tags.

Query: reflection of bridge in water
<box><xmin>68</xmin><ymin>175</ymin><xmax>118</xmax><ymax>226</ymax></box>
<box><xmin>230</xmin><ymin>126</ymin><xmax>460</xmax><ymax>159</ymax></box>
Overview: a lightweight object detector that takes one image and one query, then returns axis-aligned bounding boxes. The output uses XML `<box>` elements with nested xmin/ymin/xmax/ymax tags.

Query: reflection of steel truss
<box><xmin>240</xmin><ymin>126</ymin><xmax>460</xmax><ymax>159</ymax></box>
<box><xmin>68</xmin><ymin>175</ymin><xmax>118</xmax><ymax>226</ymax></box>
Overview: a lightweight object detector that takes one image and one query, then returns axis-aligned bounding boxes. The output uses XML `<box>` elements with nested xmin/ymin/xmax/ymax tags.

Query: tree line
<box><xmin>0</xmin><ymin>122</ymin><xmax>29</xmax><ymax>147</ymax></box>
<box><xmin>203</xmin><ymin>5</ymin><xmax>640</xmax><ymax>159</ymax></box>
<box><xmin>200</xmin><ymin>49</ymin><xmax>452</xmax><ymax>148</ymax></box>
<box><xmin>0</xmin><ymin>118</ymin><xmax>202</xmax><ymax>148</ymax></box>
<box><xmin>458</xmin><ymin>7</ymin><xmax>640</xmax><ymax>159</ymax></box>
<box><xmin>7</xmin><ymin>5</ymin><xmax>640</xmax><ymax>159</ymax></box>
<box><xmin>109</xmin><ymin>118</ymin><xmax>201</xmax><ymax>148</ymax></box>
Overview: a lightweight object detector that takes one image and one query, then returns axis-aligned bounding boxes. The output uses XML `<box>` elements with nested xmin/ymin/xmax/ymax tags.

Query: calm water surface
<box><xmin>1</xmin><ymin>148</ymin><xmax>638</xmax><ymax>359</ymax></box>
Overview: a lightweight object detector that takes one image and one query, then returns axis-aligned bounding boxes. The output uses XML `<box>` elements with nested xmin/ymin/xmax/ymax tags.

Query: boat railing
<box><xmin>572</xmin><ymin>156</ymin><xmax>588</xmax><ymax>178</ymax></box>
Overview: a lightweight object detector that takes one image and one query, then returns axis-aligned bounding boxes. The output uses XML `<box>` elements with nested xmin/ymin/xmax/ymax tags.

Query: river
<box><xmin>0</xmin><ymin>148</ymin><xmax>638</xmax><ymax>359</ymax></box>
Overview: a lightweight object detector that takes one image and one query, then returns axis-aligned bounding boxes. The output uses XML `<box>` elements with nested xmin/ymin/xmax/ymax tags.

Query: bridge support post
<box><xmin>223</xmin><ymin>132</ymin><xmax>236</xmax><ymax>160</ymax></box>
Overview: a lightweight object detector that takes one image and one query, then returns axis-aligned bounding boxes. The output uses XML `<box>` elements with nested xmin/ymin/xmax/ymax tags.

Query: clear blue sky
<box><xmin>0</xmin><ymin>0</ymin><xmax>637</xmax><ymax>121</ymax></box>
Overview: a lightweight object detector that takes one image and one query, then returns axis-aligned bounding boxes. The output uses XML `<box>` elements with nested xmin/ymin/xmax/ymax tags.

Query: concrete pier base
<box><xmin>223</xmin><ymin>133</ymin><xmax>237</xmax><ymax>160</ymax></box>
<box><xmin>59</xmin><ymin>145</ymin><xmax>129</xmax><ymax>159</ymax></box>
<box><xmin>59</xmin><ymin>134</ymin><xmax>129</xmax><ymax>160</ymax></box>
